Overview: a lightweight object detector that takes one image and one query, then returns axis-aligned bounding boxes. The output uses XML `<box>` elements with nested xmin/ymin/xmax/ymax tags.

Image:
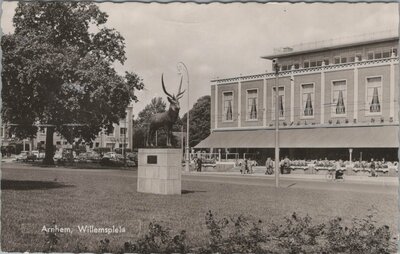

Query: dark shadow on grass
<box><xmin>1</xmin><ymin>179</ymin><xmax>75</xmax><ymax>190</ymax></box>
<box><xmin>286</xmin><ymin>183</ymin><xmax>297</xmax><ymax>188</ymax></box>
<box><xmin>181</xmin><ymin>189</ymin><xmax>207</xmax><ymax>195</ymax></box>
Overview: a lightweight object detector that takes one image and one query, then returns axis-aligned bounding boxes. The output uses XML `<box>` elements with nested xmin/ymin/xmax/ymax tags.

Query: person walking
<box><xmin>265</xmin><ymin>157</ymin><xmax>274</xmax><ymax>175</ymax></box>
<box><xmin>244</xmin><ymin>158</ymin><xmax>249</xmax><ymax>174</ymax></box>
<box><xmin>370</xmin><ymin>158</ymin><xmax>377</xmax><ymax>177</ymax></box>
<box><xmin>197</xmin><ymin>157</ymin><xmax>202</xmax><ymax>172</ymax></box>
<box><xmin>248</xmin><ymin>158</ymin><xmax>253</xmax><ymax>174</ymax></box>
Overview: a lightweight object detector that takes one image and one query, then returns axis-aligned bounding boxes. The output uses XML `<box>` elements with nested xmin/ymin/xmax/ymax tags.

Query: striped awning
<box><xmin>195</xmin><ymin>125</ymin><xmax>399</xmax><ymax>149</ymax></box>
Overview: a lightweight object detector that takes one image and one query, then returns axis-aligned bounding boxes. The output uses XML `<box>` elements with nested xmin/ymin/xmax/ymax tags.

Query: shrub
<box><xmin>270</xmin><ymin>212</ymin><xmax>325</xmax><ymax>253</ymax></box>
<box><xmin>96</xmin><ymin>238</ymin><xmax>110</xmax><ymax>253</ymax></box>
<box><xmin>106</xmin><ymin>210</ymin><xmax>395</xmax><ymax>253</ymax></box>
<box><xmin>73</xmin><ymin>241</ymin><xmax>88</xmax><ymax>253</ymax></box>
<box><xmin>123</xmin><ymin>222</ymin><xmax>189</xmax><ymax>254</ymax></box>
<box><xmin>322</xmin><ymin>211</ymin><xmax>395</xmax><ymax>254</ymax></box>
<box><xmin>199</xmin><ymin>210</ymin><xmax>269</xmax><ymax>254</ymax></box>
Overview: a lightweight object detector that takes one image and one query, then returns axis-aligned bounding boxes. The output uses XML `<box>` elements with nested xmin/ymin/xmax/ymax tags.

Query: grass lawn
<box><xmin>1</xmin><ymin>163</ymin><xmax>397</xmax><ymax>252</ymax></box>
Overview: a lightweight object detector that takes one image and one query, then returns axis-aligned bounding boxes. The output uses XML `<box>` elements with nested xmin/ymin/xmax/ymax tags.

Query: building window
<box><xmin>332</xmin><ymin>80</ymin><xmax>347</xmax><ymax>116</ymax></box>
<box><xmin>323</xmin><ymin>59</ymin><xmax>330</xmax><ymax>65</ymax></box>
<box><xmin>367</xmin><ymin>52</ymin><xmax>374</xmax><ymax>60</ymax></box>
<box><xmin>95</xmin><ymin>142</ymin><xmax>100</xmax><ymax>147</ymax></box>
<box><xmin>56</xmin><ymin>141</ymin><xmax>61</xmax><ymax>145</ymax></box>
<box><xmin>272</xmin><ymin>87</ymin><xmax>285</xmax><ymax>120</ymax></box>
<box><xmin>120</xmin><ymin>127</ymin><xmax>127</xmax><ymax>136</ymax></box>
<box><xmin>334</xmin><ymin>57</ymin><xmax>340</xmax><ymax>64</ymax></box>
<box><xmin>392</xmin><ymin>48</ymin><xmax>397</xmax><ymax>56</ymax></box>
<box><xmin>366</xmin><ymin>77</ymin><xmax>382</xmax><ymax>114</ymax></box>
<box><xmin>223</xmin><ymin>91</ymin><xmax>233</xmax><ymax>122</ymax></box>
<box><xmin>382</xmin><ymin>50</ymin><xmax>390</xmax><ymax>58</ymax></box>
<box><xmin>106</xmin><ymin>143</ymin><xmax>115</xmax><ymax>149</ymax></box>
<box><xmin>356</xmin><ymin>53</ymin><xmax>362</xmax><ymax>62</ymax></box>
<box><xmin>281</xmin><ymin>65</ymin><xmax>288</xmax><ymax>71</ymax></box>
<box><xmin>310</xmin><ymin>61</ymin><xmax>317</xmax><ymax>67</ymax></box>
<box><xmin>316</xmin><ymin>60</ymin><xmax>323</xmax><ymax>67</ymax></box>
<box><xmin>293</xmin><ymin>63</ymin><xmax>300</xmax><ymax>69</ymax></box>
<box><xmin>107</xmin><ymin>127</ymin><xmax>114</xmax><ymax>136</ymax></box>
<box><xmin>39</xmin><ymin>128</ymin><xmax>46</xmax><ymax>135</ymax></box>
<box><xmin>246</xmin><ymin>89</ymin><xmax>258</xmax><ymax>120</ymax></box>
<box><xmin>301</xmin><ymin>84</ymin><xmax>314</xmax><ymax>118</ymax></box>
<box><xmin>341</xmin><ymin>57</ymin><xmax>347</xmax><ymax>63</ymax></box>
<box><xmin>303</xmin><ymin>61</ymin><xmax>310</xmax><ymax>68</ymax></box>
<box><xmin>374</xmin><ymin>51</ymin><xmax>382</xmax><ymax>59</ymax></box>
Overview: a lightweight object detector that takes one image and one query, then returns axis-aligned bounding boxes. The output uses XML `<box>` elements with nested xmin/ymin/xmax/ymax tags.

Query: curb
<box><xmin>183</xmin><ymin>171</ymin><xmax>398</xmax><ymax>185</ymax></box>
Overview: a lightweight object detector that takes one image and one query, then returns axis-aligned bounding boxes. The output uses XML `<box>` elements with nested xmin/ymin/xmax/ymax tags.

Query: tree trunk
<box><xmin>43</xmin><ymin>127</ymin><xmax>55</xmax><ymax>165</ymax></box>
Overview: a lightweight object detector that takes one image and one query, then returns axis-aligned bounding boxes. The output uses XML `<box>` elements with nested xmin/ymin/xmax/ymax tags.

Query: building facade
<box><xmin>1</xmin><ymin>105</ymin><xmax>134</xmax><ymax>153</ymax></box>
<box><xmin>196</xmin><ymin>33</ymin><xmax>399</xmax><ymax>161</ymax></box>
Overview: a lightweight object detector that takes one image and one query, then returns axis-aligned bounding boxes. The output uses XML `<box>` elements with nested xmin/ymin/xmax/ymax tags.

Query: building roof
<box><xmin>195</xmin><ymin>125</ymin><xmax>399</xmax><ymax>149</ymax></box>
<box><xmin>262</xmin><ymin>32</ymin><xmax>399</xmax><ymax>60</ymax></box>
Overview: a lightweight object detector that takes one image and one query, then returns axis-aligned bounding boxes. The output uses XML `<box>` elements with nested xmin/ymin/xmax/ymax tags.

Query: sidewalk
<box><xmin>183</xmin><ymin>170</ymin><xmax>399</xmax><ymax>185</ymax></box>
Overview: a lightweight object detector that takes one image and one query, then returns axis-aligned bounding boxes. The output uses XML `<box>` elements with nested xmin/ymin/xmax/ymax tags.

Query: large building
<box><xmin>1</xmin><ymin>105</ymin><xmax>133</xmax><ymax>153</ymax></box>
<box><xmin>196</xmin><ymin>31</ymin><xmax>399</xmax><ymax>161</ymax></box>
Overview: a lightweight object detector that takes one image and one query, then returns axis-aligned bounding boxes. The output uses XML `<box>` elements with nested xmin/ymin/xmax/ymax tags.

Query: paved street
<box><xmin>183</xmin><ymin>172</ymin><xmax>397</xmax><ymax>195</ymax></box>
<box><xmin>2</xmin><ymin>163</ymin><xmax>397</xmax><ymax>196</ymax></box>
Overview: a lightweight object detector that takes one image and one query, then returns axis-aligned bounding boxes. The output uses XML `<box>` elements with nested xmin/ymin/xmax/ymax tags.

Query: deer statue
<box><xmin>147</xmin><ymin>74</ymin><xmax>185</xmax><ymax>147</ymax></box>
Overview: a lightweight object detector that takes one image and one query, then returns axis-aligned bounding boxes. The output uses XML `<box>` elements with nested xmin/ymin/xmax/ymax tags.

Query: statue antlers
<box><xmin>146</xmin><ymin>74</ymin><xmax>185</xmax><ymax>147</ymax></box>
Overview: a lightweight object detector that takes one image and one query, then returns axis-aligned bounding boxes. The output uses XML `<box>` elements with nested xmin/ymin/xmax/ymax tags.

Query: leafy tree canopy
<box><xmin>182</xmin><ymin>95</ymin><xmax>210</xmax><ymax>148</ymax></box>
<box><xmin>2</xmin><ymin>2</ymin><xmax>144</xmax><ymax>163</ymax></box>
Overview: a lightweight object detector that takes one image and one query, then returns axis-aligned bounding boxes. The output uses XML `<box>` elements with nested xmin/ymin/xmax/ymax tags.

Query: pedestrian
<box><xmin>335</xmin><ymin>159</ymin><xmax>344</xmax><ymax>179</ymax></box>
<box><xmin>197</xmin><ymin>157</ymin><xmax>202</xmax><ymax>172</ymax></box>
<box><xmin>370</xmin><ymin>158</ymin><xmax>377</xmax><ymax>177</ymax></box>
<box><xmin>248</xmin><ymin>158</ymin><xmax>253</xmax><ymax>174</ymax></box>
<box><xmin>244</xmin><ymin>158</ymin><xmax>249</xmax><ymax>174</ymax></box>
<box><xmin>265</xmin><ymin>157</ymin><xmax>274</xmax><ymax>175</ymax></box>
<box><xmin>281</xmin><ymin>156</ymin><xmax>291</xmax><ymax>174</ymax></box>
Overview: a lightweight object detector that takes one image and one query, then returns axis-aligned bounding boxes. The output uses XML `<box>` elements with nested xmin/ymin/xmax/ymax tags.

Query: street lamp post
<box><xmin>273</xmin><ymin>59</ymin><xmax>280</xmax><ymax>188</ymax></box>
<box><xmin>123</xmin><ymin>119</ymin><xmax>127</xmax><ymax>166</ymax></box>
<box><xmin>177</xmin><ymin>62</ymin><xmax>190</xmax><ymax>172</ymax></box>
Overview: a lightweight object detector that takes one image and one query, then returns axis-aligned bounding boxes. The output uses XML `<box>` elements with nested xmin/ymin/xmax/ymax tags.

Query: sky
<box><xmin>1</xmin><ymin>2</ymin><xmax>398</xmax><ymax>117</ymax></box>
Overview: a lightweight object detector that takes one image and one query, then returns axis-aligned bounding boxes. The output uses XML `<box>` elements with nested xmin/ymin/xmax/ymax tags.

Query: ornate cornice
<box><xmin>212</xmin><ymin>57</ymin><xmax>398</xmax><ymax>85</ymax></box>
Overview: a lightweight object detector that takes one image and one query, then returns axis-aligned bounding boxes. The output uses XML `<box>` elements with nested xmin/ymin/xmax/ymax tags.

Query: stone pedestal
<box><xmin>137</xmin><ymin>148</ymin><xmax>181</xmax><ymax>195</ymax></box>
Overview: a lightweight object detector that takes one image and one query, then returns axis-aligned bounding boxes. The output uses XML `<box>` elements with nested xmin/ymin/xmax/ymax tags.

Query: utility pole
<box><xmin>177</xmin><ymin>62</ymin><xmax>190</xmax><ymax>172</ymax></box>
<box><xmin>273</xmin><ymin>58</ymin><xmax>280</xmax><ymax>188</ymax></box>
<box><xmin>123</xmin><ymin>119</ymin><xmax>127</xmax><ymax>166</ymax></box>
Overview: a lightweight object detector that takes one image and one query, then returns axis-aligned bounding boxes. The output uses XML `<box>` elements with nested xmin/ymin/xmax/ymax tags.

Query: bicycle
<box><xmin>326</xmin><ymin>169</ymin><xmax>345</xmax><ymax>181</ymax></box>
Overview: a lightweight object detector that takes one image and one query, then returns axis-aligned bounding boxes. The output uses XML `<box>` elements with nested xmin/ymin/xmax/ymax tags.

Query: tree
<box><xmin>2</xmin><ymin>2</ymin><xmax>144</xmax><ymax>164</ymax></box>
<box><xmin>133</xmin><ymin>97</ymin><xmax>166</xmax><ymax>148</ymax></box>
<box><xmin>133</xmin><ymin>97</ymin><xmax>182</xmax><ymax>148</ymax></box>
<box><xmin>181</xmin><ymin>95</ymin><xmax>211</xmax><ymax>148</ymax></box>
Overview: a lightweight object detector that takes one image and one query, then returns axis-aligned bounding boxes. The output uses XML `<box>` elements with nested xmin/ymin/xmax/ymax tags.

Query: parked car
<box><xmin>77</xmin><ymin>151</ymin><xmax>101</xmax><ymax>162</ymax></box>
<box><xmin>103</xmin><ymin>152</ymin><xmax>118</xmax><ymax>159</ymax></box>
<box><xmin>16</xmin><ymin>151</ymin><xmax>36</xmax><ymax>162</ymax></box>
<box><xmin>16</xmin><ymin>151</ymin><xmax>29</xmax><ymax>161</ymax></box>
<box><xmin>126</xmin><ymin>152</ymin><xmax>138</xmax><ymax>164</ymax></box>
<box><xmin>31</xmin><ymin>150</ymin><xmax>45</xmax><ymax>160</ymax></box>
<box><xmin>100</xmin><ymin>153</ymin><xmax>136</xmax><ymax>167</ymax></box>
<box><xmin>54</xmin><ymin>150</ymin><xmax>63</xmax><ymax>160</ymax></box>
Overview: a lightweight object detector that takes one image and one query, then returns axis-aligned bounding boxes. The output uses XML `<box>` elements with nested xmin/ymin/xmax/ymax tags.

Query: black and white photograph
<box><xmin>0</xmin><ymin>1</ymin><xmax>398</xmax><ymax>253</ymax></box>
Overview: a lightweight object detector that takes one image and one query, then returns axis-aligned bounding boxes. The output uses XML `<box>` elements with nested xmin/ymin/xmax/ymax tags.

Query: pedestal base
<box><xmin>137</xmin><ymin>148</ymin><xmax>181</xmax><ymax>195</ymax></box>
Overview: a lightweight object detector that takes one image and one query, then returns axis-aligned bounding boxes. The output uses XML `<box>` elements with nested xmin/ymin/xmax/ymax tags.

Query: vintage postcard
<box><xmin>1</xmin><ymin>1</ymin><xmax>398</xmax><ymax>253</ymax></box>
